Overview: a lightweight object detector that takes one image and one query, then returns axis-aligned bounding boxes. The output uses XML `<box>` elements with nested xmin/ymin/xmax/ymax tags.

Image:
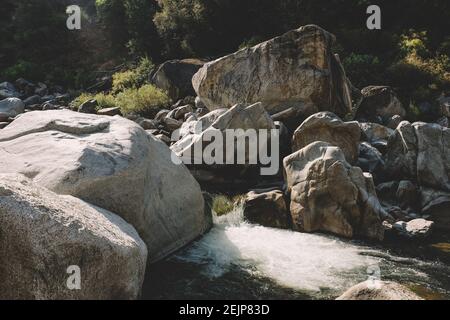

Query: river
<box><xmin>144</xmin><ymin>204</ymin><xmax>450</xmax><ymax>300</ymax></box>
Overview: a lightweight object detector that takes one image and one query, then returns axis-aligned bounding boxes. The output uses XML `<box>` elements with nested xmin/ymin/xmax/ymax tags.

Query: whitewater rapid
<box><xmin>147</xmin><ymin>204</ymin><xmax>450</xmax><ymax>299</ymax></box>
<box><xmin>175</xmin><ymin>205</ymin><xmax>390</xmax><ymax>292</ymax></box>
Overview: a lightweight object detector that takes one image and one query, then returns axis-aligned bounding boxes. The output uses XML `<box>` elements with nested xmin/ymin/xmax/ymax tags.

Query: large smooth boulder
<box><xmin>355</xmin><ymin>86</ymin><xmax>406</xmax><ymax>123</ymax></box>
<box><xmin>283</xmin><ymin>142</ymin><xmax>385</xmax><ymax>241</ymax></box>
<box><xmin>0</xmin><ymin>174</ymin><xmax>147</xmax><ymax>300</ymax></box>
<box><xmin>337</xmin><ymin>281</ymin><xmax>423</xmax><ymax>300</ymax></box>
<box><xmin>243</xmin><ymin>189</ymin><xmax>291</xmax><ymax>229</ymax></box>
<box><xmin>192</xmin><ymin>25</ymin><xmax>353</xmax><ymax>117</ymax></box>
<box><xmin>152</xmin><ymin>59</ymin><xmax>204</xmax><ymax>101</ymax></box>
<box><xmin>292</xmin><ymin>112</ymin><xmax>361</xmax><ymax>164</ymax></box>
<box><xmin>0</xmin><ymin>110</ymin><xmax>211</xmax><ymax>263</ymax></box>
<box><xmin>0</xmin><ymin>97</ymin><xmax>25</xmax><ymax>118</ymax></box>
<box><xmin>385</xmin><ymin>121</ymin><xmax>450</xmax><ymax>192</ymax></box>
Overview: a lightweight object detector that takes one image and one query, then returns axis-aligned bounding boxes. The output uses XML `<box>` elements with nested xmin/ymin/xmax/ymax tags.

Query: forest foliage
<box><xmin>1</xmin><ymin>0</ymin><xmax>449</xmax><ymax>105</ymax></box>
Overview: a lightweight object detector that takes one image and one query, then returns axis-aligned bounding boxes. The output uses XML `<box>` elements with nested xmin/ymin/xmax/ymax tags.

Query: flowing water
<box><xmin>144</xmin><ymin>205</ymin><xmax>450</xmax><ymax>300</ymax></box>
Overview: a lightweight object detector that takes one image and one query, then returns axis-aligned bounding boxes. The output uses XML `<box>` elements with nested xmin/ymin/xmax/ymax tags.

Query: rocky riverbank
<box><xmin>1</xmin><ymin>24</ymin><xmax>449</xmax><ymax>300</ymax></box>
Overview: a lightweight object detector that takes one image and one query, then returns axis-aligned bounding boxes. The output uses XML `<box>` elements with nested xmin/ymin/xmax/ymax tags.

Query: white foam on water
<box><xmin>176</xmin><ymin>206</ymin><xmax>382</xmax><ymax>292</ymax></box>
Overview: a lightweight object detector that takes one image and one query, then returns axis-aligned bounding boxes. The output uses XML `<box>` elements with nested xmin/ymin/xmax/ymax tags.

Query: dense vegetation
<box><xmin>1</xmin><ymin>0</ymin><xmax>449</xmax><ymax>108</ymax></box>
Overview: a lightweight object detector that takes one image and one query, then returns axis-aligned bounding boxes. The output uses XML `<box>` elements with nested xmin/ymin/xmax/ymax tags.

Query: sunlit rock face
<box><xmin>0</xmin><ymin>110</ymin><xmax>211</xmax><ymax>263</ymax></box>
<box><xmin>292</xmin><ymin>112</ymin><xmax>361</xmax><ymax>164</ymax></box>
<box><xmin>283</xmin><ymin>141</ymin><xmax>385</xmax><ymax>241</ymax></box>
<box><xmin>0</xmin><ymin>174</ymin><xmax>147</xmax><ymax>300</ymax></box>
<box><xmin>193</xmin><ymin>25</ymin><xmax>353</xmax><ymax>117</ymax></box>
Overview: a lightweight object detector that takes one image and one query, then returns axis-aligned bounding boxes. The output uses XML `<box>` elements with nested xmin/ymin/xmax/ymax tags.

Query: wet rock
<box><xmin>243</xmin><ymin>189</ymin><xmax>290</xmax><ymax>229</ymax></box>
<box><xmin>337</xmin><ymin>281</ymin><xmax>423</xmax><ymax>300</ymax></box>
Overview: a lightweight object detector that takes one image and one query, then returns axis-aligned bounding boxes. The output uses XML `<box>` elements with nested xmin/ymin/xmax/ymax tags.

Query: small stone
<box><xmin>97</xmin><ymin>107</ymin><xmax>121</xmax><ymax>116</ymax></box>
<box><xmin>393</xmin><ymin>219</ymin><xmax>434</xmax><ymax>239</ymax></box>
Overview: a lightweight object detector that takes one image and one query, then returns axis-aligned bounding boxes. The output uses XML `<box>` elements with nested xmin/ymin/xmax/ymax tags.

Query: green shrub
<box><xmin>400</xmin><ymin>30</ymin><xmax>430</xmax><ymax>58</ymax></box>
<box><xmin>2</xmin><ymin>60</ymin><xmax>41</xmax><ymax>81</ymax></box>
<box><xmin>386</xmin><ymin>52</ymin><xmax>450</xmax><ymax>103</ymax></box>
<box><xmin>112</xmin><ymin>70</ymin><xmax>139</xmax><ymax>93</ymax></box>
<box><xmin>71</xmin><ymin>92</ymin><xmax>117</xmax><ymax>110</ymax></box>
<box><xmin>112</xmin><ymin>57</ymin><xmax>154</xmax><ymax>93</ymax></box>
<box><xmin>115</xmin><ymin>84</ymin><xmax>170</xmax><ymax>114</ymax></box>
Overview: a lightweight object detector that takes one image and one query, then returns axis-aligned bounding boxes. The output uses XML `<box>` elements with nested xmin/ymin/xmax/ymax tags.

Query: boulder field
<box><xmin>0</xmin><ymin>23</ymin><xmax>449</xmax><ymax>300</ymax></box>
